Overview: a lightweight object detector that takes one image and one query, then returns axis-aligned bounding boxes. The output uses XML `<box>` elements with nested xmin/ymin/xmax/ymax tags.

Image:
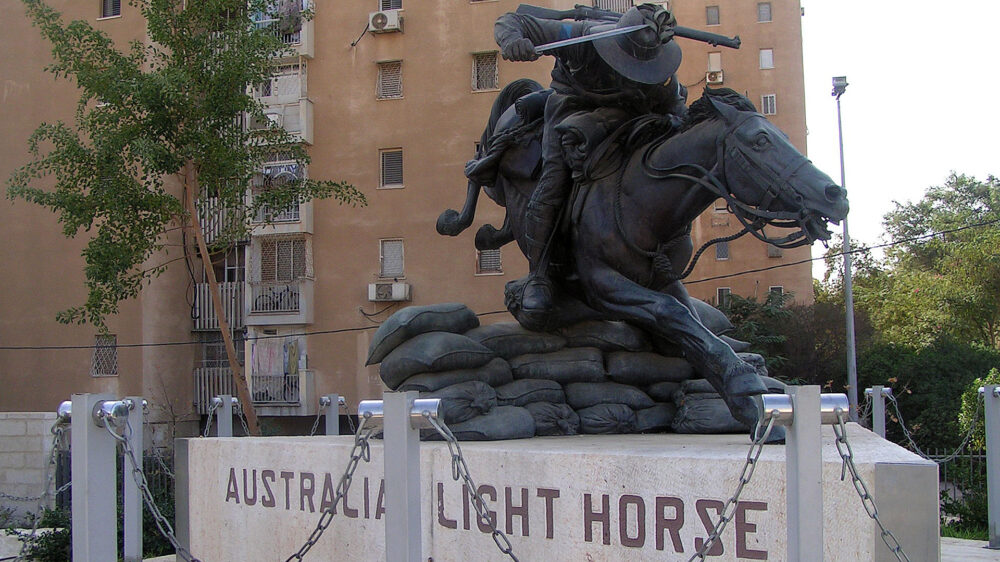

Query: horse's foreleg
<box><xmin>475</xmin><ymin>213</ymin><xmax>514</xmax><ymax>251</ymax></box>
<box><xmin>436</xmin><ymin>179</ymin><xmax>482</xmax><ymax>236</ymax></box>
<box><xmin>584</xmin><ymin>266</ymin><xmax>766</xmax><ymax>426</ymax></box>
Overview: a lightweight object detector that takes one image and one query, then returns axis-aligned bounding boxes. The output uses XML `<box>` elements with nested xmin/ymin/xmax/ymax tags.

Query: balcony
<box><xmin>246</xmin><ymin>278</ymin><xmax>313</xmax><ymax>325</ymax></box>
<box><xmin>254</xmin><ymin>0</ymin><xmax>314</xmax><ymax>59</ymax></box>
<box><xmin>246</xmin><ymin>99</ymin><xmax>313</xmax><ymax>145</ymax></box>
<box><xmin>192</xmin><ymin>367</ymin><xmax>315</xmax><ymax>416</ymax></box>
<box><xmin>193</xmin><ymin>282</ymin><xmax>245</xmax><ymax>331</ymax></box>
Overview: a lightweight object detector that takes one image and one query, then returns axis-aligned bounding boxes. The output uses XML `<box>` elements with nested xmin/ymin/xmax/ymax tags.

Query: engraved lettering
<box><xmin>300</xmin><ymin>472</ymin><xmax>315</xmax><ymax>513</ymax></box>
<box><xmin>319</xmin><ymin>472</ymin><xmax>336</xmax><ymax>513</ymax></box>
<box><xmin>261</xmin><ymin>470</ymin><xmax>276</xmax><ymax>508</ymax></box>
<box><xmin>280</xmin><ymin>471</ymin><xmax>294</xmax><ymax>510</ymax></box>
<box><xmin>225</xmin><ymin>467</ymin><xmax>240</xmax><ymax>504</ymax></box>
<box><xmin>476</xmin><ymin>485</ymin><xmax>498</xmax><ymax>533</ymax></box>
<box><xmin>736</xmin><ymin>501</ymin><xmax>768</xmax><ymax>560</ymax></box>
<box><xmin>619</xmin><ymin>494</ymin><xmax>645</xmax><ymax>548</ymax></box>
<box><xmin>536</xmin><ymin>488</ymin><xmax>560</xmax><ymax>539</ymax></box>
<box><xmin>242</xmin><ymin>469</ymin><xmax>258</xmax><ymax>506</ymax></box>
<box><xmin>584</xmin><ymin>493</ymin><xmax>611</xmax><ymax>545</ymax></box>
<box><xmin>438</xmin><ymin>482</ymin><xmax>457</xmax><ymax>529</ymax></box>
<box><xmin>694</xmin><ymin>499</ymin><xmax>725</xmax><ymax>555</ymax></box>
<box><xmin>655</xmin><ymin>496</ymin><xmax>684</xmax><ymax>552</ymax></box>
<box><xmin>505</xmin><ymin>486</ymin><xmax>529</xmax><ymax>537</ymax></box>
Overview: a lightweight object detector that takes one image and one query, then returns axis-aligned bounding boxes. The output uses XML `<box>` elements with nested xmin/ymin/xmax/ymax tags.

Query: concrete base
<box><xmin>178</xmin><ymin>424</ymin><xmax>939</xmax><ymax>561</ymax></box>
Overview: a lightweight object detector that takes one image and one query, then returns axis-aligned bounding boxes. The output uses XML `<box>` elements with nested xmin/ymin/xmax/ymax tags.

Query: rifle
<box><xmin>515</xmin><ymin>3</ymin><xmax>741</xmax><ymax>49</ymax></box>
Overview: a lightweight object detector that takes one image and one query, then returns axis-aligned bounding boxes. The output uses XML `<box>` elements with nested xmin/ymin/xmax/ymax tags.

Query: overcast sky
<box><xmin>799</xmin><ymin>0</ymin><xmax>1000</xmax><ymax>278</ymax></box>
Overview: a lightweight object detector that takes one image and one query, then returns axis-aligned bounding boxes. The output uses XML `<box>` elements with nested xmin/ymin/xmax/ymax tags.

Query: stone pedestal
<box><xmin>177</xmin><ymin>424</ymin><xmax>938</xmax><ymax>561</ymax></box>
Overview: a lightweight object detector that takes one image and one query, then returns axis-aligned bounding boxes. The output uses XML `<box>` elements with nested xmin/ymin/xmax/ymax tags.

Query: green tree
<box><xmin>9</xmin><ymin>0</ymin><xmax>365</xmax><ymax>432</ymax></box>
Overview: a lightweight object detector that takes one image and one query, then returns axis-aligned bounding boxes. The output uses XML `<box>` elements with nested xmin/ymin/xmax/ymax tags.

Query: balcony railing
<box><xmin>253</xmin><ymin>200</ymin><xmax>300</xmax><ymax>224</ymax></box>
<box><xmin>250</xmin><ymin>280</ymin><xmax>302</xmax><ymax>314</ymax></box>
<box><xmin>251</xmin><ymin>373</ymin><xmax>300</xmax><ymax>405</ymax></box>
<box><xmin>193</xmin><ymin>282</ymin><xmax>244</xmax><ymax>331</ymax></box>
<box><xmin>193</xmin><ymin>367</ymin><xmax>236</xmax><ymax>415</ymax></box>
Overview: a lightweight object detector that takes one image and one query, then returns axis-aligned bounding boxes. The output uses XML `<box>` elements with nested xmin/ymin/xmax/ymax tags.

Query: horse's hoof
<box><xmin>436</xmin><ymin>209</ymin><xmax>463</xmax><ymax>236</ymax></box>
<box><xmin>726</xmin><ymin>394</ymin><xmax>761</xmax><ymax>428</ymax></box>
<box><xmin>723</xmin><ymin>361</ymin><xmax>768</xmax><ymax>397</ymax></box>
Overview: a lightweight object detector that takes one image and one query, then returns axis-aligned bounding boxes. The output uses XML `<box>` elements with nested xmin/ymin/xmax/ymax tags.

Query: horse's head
<box><xmin>704</xmin><ymin>91</ymin><xmax>848</xmax><ymax>247</ymax></box>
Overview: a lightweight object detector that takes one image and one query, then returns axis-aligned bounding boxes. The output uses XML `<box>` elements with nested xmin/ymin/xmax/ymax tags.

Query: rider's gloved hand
<box><xmin>502</xmin><ymin>37</ymin><xmax>540</xmax><ymax>62</ymax></box>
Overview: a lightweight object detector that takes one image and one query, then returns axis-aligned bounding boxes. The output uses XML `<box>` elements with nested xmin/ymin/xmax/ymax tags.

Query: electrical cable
<box><xmin>3</xmin><ymin>218</ymin><xmax>997</xmax><ymax>351</ymax></box>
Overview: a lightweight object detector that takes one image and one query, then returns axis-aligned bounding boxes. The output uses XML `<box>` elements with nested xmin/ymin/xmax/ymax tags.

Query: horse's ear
<box><xmin>708</xmin><ymin>96</ymin><xmax>740</xmax><ymax>123</ymax></box>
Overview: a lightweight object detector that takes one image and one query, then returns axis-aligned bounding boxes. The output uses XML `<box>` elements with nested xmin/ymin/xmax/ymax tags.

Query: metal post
<box><xmin>71</xmin><ymin>393</ymin><xmax>117</xmax><ymax>562</ymax></box>
<box><xmin>322</xmin><ymin>394</ymin><xmax>341</xmax><ymax>436</ymax></box>
<box><xmin>983</xmin><ymin>385</ymin><xmax>1000</xmax><ymax>548</ymax></box>
<box><xmin>123</xmin><ymin>396</ymin><xmax>143</xmax><ymax>561</ymax></box>
<box><xmin>786</xmin><ymin>385</ymin><xmax>823</xmax><ymax>560</ymax></box>
<box><xmin>867</xmin><ymin>386</ymin><xmax>888</xmax><ymax>438</ymax></box>
<box><xmin>216</xmin><ymin>395</ymin><xmax>234</xmax><ymax>437</ymax></box>
<box><xmin>384</xmin><ymin>391</ymin><xmax>423</xmax><ymax>562</ymax></box>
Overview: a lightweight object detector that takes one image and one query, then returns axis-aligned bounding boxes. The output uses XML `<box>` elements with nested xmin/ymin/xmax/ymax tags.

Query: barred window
<box><xmin>761</xmin><ymin>94</ymin><xmax>777</xmax><ymax>115</ymax></box>
<box><xmin>706</xmin><ymin>6</ymin><xmax>720</xmax><ymax>26</ymax></box>
<box><xmin>715</xmin><ymin>241</ymin><xmax>730</xmax><ymax>260</ymax></box>
<box><xmin>377</xmin><ymin>61</ymin><xmax>403</xmax><ymax>99</ymax></box>
<box><xmin>769</xmin><ymin>286</ymin><xmax>784</xmax><ymax>297</ymax></box>
<box><xmin>380</xmin><ymin>239</ymin><xmax>405</xmax><ymax>278</ymax></box>
<box><xmin>716</xmin><ymin>288</ymin><xmax>731</xmax><ymax>308</ymax></box>
<box><xmin>91</xmin><ymin>334</ymin><xmax>118</xmax><ymax>377</ymax></box>
<box><xmin>260</xmin><ymin>237</ymin><xmax>306</xmax><ymax>282</ymax></box>
<box><xmin>380</xmin><ymin>148</ymin><xmax>403</xmax><ymax>187</ymax></box>
<box><xmin>472</xmin><ymin>52</ymin><xmax>499</xmax><ymax>91</ymax></box>
<box><xmin>759</xmin><ymin>48</ymin><xmax>774</xmax><ymax>69</ymax></box>
<box><xmin>101</xmin><ymin>0</ymin><xmax>121</xmax><ymax>18</ymax></box>
<box><xmin>757</xmin><ymin>2</ymin><xmax>773</xmax><ymax>23</ymax></box>
<box><xmin>476</xmin><ymin>249</ymin><xmax>502</xmax><ymax>274</ymax></box>
<box><xmin>380</xmin><ymin>0</ymin><xmax>402</xmax><ymax>9</ymax></box>
<box><xmin>199</xmin><ymin>333</ymin><xmax>245</xmax><ymax>368</ymax></box>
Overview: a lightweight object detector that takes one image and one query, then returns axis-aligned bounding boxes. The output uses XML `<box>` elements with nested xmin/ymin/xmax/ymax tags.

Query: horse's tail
<box><xmin>437</xmin><ymin>79</ymin><xmax>544</xmax><ymax>237</ymax></box>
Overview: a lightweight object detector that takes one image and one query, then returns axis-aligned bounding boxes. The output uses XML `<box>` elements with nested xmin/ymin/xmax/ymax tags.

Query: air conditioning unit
<box><xmin>368</xmin><ymin>10</ymin><xmax>402</xmax><ymax>33</ymax></box>
<box><xmin>368</xmin><ymin>282</ymin><xmax>411</xmax><ymax>302</ymax></box>
<box><xmin>706</xmin><ymin>70</ymin><xmax>724</xmax><ymax>85</ymax></box>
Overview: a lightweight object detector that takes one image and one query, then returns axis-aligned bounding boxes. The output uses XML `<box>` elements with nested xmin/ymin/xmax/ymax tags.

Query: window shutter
<box><xmin>715</xmin><ymin>241</ymin><xmax>730</xmax><ymax>260</ymax></box>
<box><xmin>477</xmin><ymin>249</ymin><xmax>502</xmax><ymax>274</ymax></box>
<box><xmin>758</xmin><ymin>2</ymin><xmax>773</xmax><ymax>22</ymax></box>
<box><xmin>706</xmin><ymin>6</ymin><xmax>720</xmax><ymax>26</ymax></box>
<box><xmin>91</xmin><ymin>334</ymin><xmax>118</xmax><ymax>377</ymax></box>
<box><xmin>380</xmin><ymin>240</ymin><xmax>404</xmax><ymax>278</ymax></box>
<box><xmin>102</xmin><ymin>0</ymin><xmax>121</xmax><ymax>17</ymax></box>
<box><xmin>380</xmin><ymin>0</ymin><xmax>402</xmax><ymax>10</ymax></box>
<box><xmin>759</xmin><ymin>49</ymin><xmax>774</xmax><ymax>69</ymax></box>
<box><xmin>377</xmin><ymin>61</ymin><xmax>403</xmax><ymax>99</ymax></box>
<box><xmin>708</xmin><ymin>52</ymin><xmax>722</xmax><ymax>72</ymax></box>
<box><xmin>593</xmin><ymin>0</ymin><xmax>634</xmax><ymax>12</ymax></box>
<box><xmin>380</xmin><ymin>149</ymin><xmax>403</xmax><ymax>187</ymax></box>
<box><xmin>761</xmin><ymin>94</ymin><xmax>777</xmax><ymax>115</ymax></box>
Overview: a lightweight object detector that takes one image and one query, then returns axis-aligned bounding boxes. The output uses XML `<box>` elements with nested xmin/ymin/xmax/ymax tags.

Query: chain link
<box><xmin>202</xmin><ymin>399</ymin><xmax>221</xmax><ymax>437</ymax></box>
<box><xmin>13</xmin><ymin>422</ymin><xmax>66</xmax><ymax>562</ymax></box>
<box><xmin>859</xmin><ymin>391</ymin><xmax>872</xmax><ymax>428</ymax></box>
<box><xmin>833</xmin><ymin>410</ymin><xmax>911</xmax><ymax>562</ymax></box>
<box><xmin>342</xmin><ymin>401</ymin><xmax>357</xmax><ymax>435</ymax></box>
<box><xmin>308</xmin><ymin>407</ymin><xmax>324</xmax><ymax>437</ymax></box>
<box><xmin>688</xmin><ymin>412</ymin><xmax>778</xmax><ymax>561</ymax></box>
<box><xmin>425</xmin><ymin>413</ymin><xmax>519</xmax><ymax>562</ymax></box>
<box><xmin>105</xmin><ymin>418</ymin><xmax>202</xmax><ymax>562</ymax></box>
<box><xmin>887</xmin><ymin>392</ymin><xmax>982</xmax><ymax>464</ymax></box>
<box><xmin>285</xmin><ymin>416</ymin><xmax>375</xmax><ymax>561</ymax></box>
<box><xmin>236</xmin><ymin>406</ymin><xmax>252</xmax><ymax>437</ymax></box>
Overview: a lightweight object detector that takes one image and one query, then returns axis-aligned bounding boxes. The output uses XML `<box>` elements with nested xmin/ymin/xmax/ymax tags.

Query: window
<box><xmin>380</xmin><ymin>148</ymin><xmax>403</xmax><ymax>188</ymax></box>
<box><xmin>769</xmin><ymin>286</ymin><xmax>784</xmax><ymax>297</ymax></box>
<box><xmin>593</xmin><ymin>0</ymin><xmax>635</xmax><ymax>11</ymax></box>
<box><xmin>716</xmin><ymin>288</ymin><xmax>731</xmax><ymax>308</ymax></box>
<box><xmin>767</xmin><ymin>243</ymin><xmax>783</xmax><ymax>258</ymax></box>
<box><xmin>255</xmin><ymin>63</ymin><xmax>306</xmax><ymax>100</ymax></box>
<box><xmin>377</xmin><ymin>61</ymin><xmax>402</xmax><ymax>100</ymax></box>
<box><xmin>476</xmin><ymin>249</ymin><xmax>503</xmax><ymax>274</ymax></box>
<box><xmin>759</xmin><ymin>49</ymin><xmax>774</xmax><ymax>69</ymax></box>
<box><xmin>260</xmin><ymin>237</ymin><xmax>307</xmax><ymax>282</ymax></box>
<box><xmin>101</xmin><ymin>0</ymin><xmax>121</xmax><ymax>18</ymax></box>
<box><xmin>380</xmin><ymin>239</ymin><xmax>405</xmax><ymax>278</ymax></box>
<box><xmin>761</xmin><ymin>94</ymin><xmax>777</xmax><ymax>115</ymax></box>
<box><xmin>707</xmin><ymin>52</ymin><xmax>722</xmax><ymax>72</ymax></box>
<box><xmin>706</xmin><ymin>6</ymin><xmax>720</xmax><ymax>26</ymax></box>
<box><xmin>91</xmin><ymin>334</ymin><xmax>118</xmax><ymax>377</ymax></box>
<box><xmin>757</xmin><ymin>2</ymin><xmax>772</xmax><ymax>23</ymax></box>
<box><xmin>715</xmin><ymin>241</ymin><xmax>730</xmax><ymax>260</ymax></box>
<box><xmin>199</xmin><ymin>333</ymin><xmax>245</xmax><ymax>369</ymax></box>
<box><xmin>380</xmin><ymin>0</ymin><xmax>402</xmax><ymax>9</ymax></box>
<box><xmin>253</xmin><ymin>161</ymin><xmax>303</xmax><ymax>222</ymax></box>
<box><xmin>713</xmin><ymin>198</ymin><xmax>728</xmax><ymax>212</ymax></box>
<box><xmin>472</xmin><ymin>52</ymin><xmax>499</xmax><ymax>91</ymax></box>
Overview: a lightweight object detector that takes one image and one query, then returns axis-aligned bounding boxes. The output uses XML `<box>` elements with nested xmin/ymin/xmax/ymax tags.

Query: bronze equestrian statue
<box><xmin>437</xmin><ymin>4</ymin><xmax>849</xmax><ymax>429</ymax></box>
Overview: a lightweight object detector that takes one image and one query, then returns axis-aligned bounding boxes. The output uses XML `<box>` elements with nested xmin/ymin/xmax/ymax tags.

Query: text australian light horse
<box><xmin>438</xmin><ymin>80</ymin><xmax>849</xmax><ymax>427</ymax></box>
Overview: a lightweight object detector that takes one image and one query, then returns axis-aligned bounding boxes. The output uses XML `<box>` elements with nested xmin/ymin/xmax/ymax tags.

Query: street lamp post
<box><xmin>832</xmin><ymin>76</ymin><xmax>859</xmax><ymax>422</ymax></box>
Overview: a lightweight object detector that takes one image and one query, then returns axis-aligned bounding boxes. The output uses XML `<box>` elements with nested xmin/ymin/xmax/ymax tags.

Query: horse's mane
<box><xmin>681</xmin><ymin>87</ymin><xmax>758</xmax><ymax>131</ymax></box>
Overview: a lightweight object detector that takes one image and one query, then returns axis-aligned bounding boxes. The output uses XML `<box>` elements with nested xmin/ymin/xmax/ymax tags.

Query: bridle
<box><xmin>642</xmin><ymin>110</ymin><xmax>820</xmax><ymax>250</ymax></box>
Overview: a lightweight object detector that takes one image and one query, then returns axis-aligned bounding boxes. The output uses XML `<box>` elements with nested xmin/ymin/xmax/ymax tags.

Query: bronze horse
<box><xmin>438</xmin><ymin>80</ymin><xmax>849</xmax><ymax>428</ymax></box>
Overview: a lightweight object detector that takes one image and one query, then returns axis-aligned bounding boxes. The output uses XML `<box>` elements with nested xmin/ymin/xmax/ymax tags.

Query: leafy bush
<box><xmin>4</xmin><ymin>508</ymin><xmax>71</xmax><ymax>562</ymax></box>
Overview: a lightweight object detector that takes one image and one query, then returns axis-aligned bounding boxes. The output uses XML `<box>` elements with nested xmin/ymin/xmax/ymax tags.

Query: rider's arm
<box><xmin>494</xmin><ymin>13</ymin><xmax>588</xmax><ymax>62</ymax></box>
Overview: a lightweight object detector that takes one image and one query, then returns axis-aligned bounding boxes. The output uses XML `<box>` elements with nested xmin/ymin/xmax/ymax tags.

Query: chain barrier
<box><xmin>104</xmin><ymin>417</ymin><xmax>202</xmax><ymax>562</ymax></box>
<box><xmin>425</xmin><ymin>413</ymin><xmax>520</xmax><ymax>562</ymax></box>
<box><xmin>858</xmin><ymin>391</ymin><xmax>872</xmax><ymax>429</ymax></box>
<box><xmin>236</xmin><ymin>406</ymin><xmax>252</xmax><ymax>437</ymax></box>
<box><xmin>307</xmin><ymin>407</ymin><xmax>324</xmax><ymax>437</ymax></box>
<box><xmin>13</xmin><ymin>422</ymin><xmax>68</xmax><ymax>562</ymax></box>
<box><xmin>833</xmin><ymin>409</ymin><xmax>910</xmax><ymax>562</ymax></box>
<box><xmin>688</xmin><ymin>411</ymin><xmax>778</xmax><ymax>562</ymax></box>
<box><xmin>886</xmin><ymin>392</ymin><xmax>982</xmax><ymax>464</ymax></box>
<box><xmin>202</xmin><ymin>399</ymin><xmax>221</xmax><ymax>437</ymax></box>
<box><xmin>285</xmin><ymin>416</ymin><xmax>375</xmax><ymax>561</ymax></box>
<box><xmin>342</xmin><ymin>402</ymin><xmax>357</xmax><ymax>435</ymax></box>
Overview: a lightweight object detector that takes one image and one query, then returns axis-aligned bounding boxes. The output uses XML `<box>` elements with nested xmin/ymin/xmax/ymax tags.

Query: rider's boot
<box><xmin>521</xmin><ymin>200</ymin><xmax>559</xmax><ymax>319</ymax></box>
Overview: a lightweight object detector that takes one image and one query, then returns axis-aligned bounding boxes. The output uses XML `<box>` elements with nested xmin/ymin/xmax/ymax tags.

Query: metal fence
<box><xmin>930</xmin><ymin>447</ymin><xmax>987</xmax><ymax>502</ymax></box>
<box><xmin>53</xmin><ymin>449</ymin><xmax>174</xmax><ymax>511</ymax></box>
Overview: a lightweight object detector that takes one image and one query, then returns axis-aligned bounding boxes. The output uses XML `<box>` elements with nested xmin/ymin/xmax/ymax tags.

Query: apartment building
<box><xmin>0</xmin><ymin>0</ymin><xmax>814</xmax><ymax>431</ymax></box>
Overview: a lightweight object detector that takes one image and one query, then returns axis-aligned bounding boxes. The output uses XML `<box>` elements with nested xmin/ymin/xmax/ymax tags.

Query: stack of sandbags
<box><xmin>366</xmin><ymin>302</ymin><xmax>771</xmax><ymax>441</ymax></box>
